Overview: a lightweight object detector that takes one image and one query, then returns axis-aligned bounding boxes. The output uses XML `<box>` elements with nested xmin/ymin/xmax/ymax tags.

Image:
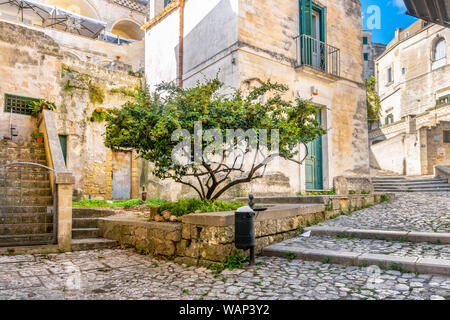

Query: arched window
<box><xmin>433</xmin><ymin>38</ymin><xmax>446</xmax><ymax>62</ymax></box>
<box><xmin>111</xmin><ymin>20</ymin><xmax>144</xmax><ymax>41</ymax></box>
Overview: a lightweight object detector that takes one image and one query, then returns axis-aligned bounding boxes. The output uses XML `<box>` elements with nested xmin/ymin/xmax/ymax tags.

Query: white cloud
<box><xmin>393</xmin><ymin>0</ymin><xmax>406</xmax><ymax>9</ymax></box>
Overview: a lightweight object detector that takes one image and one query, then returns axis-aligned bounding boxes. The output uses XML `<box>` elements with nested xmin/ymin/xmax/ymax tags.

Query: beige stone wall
<box><xmin>421</xmin><ymin>121</ymin><xmax>450</xmax><ymax>174</ymax></box>
<box><xmin>0</xmin><ymin>21</ymin><xmax>141</xmax><ymax>200</ymax></box>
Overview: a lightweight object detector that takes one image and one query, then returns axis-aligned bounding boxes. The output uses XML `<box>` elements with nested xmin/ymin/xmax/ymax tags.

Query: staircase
<box><xmin>373</xmin><ymin>176</ymin><xmax>450</xmax><ymax>193</ymax></box>
<box><xmin>0</xmin><ymin>140</ymin><xmax>117</xmax><ymax>250</ymax></box>
<box><xmin>72</xmin><ymin>208</ymin><xmax>118</xmax><ymax>251</ymax></box>
<box><xmin>0</xmin><ymin>140</ymin><xmax>54</xmax><ymax>246</ymax></box>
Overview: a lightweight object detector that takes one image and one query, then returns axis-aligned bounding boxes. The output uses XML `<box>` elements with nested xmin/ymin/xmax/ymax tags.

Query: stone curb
<box><xmin>305</xmin><ymin>227</ymin><xmax>450</xmax><ymax>244</ymax></box>
<box><xmin>262</xmin><ymin>245</ymin><xmax>450</xmax><ymax>276</ymax></box>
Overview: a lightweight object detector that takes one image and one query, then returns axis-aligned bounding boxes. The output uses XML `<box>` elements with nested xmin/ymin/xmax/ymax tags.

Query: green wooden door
<box><xmin>58</xmin><ymin>135</ymin><xmax>67</xmax><ymax>166</ymax></box>
<box><xmin>305</xmin><ymin>113</ymin><xmax>323</xmax><ymax>190</ymax></box>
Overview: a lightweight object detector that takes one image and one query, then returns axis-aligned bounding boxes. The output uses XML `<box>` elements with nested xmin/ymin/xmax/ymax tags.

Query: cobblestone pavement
<box><xmin>280</xmin><ymin>236</ymin><xmax>450</xmax><ymax>260</ymax></box>
<box><xmin>317</xmin><ymin>193</ymin><xmax>450</xmax><ymax>232</ymax></box>
<box><xmin>0</xmin><ymin>249</ymin><xmax>449</xmax><ymax>300</ymax></box>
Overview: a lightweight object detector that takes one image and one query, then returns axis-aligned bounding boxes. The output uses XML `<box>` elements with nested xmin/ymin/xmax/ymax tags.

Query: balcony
<box><xmin>112</xmin><ymin>0</ymin><xmax>149</xmax><ymax>14</ymax></box>
<box><xmin>294</xmin><ymin>34</ymin><xmax>340</xmax><ymax>77</ymax></box>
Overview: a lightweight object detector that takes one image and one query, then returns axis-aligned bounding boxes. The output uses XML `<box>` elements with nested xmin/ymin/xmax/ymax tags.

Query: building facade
<box><xmin>142</xmin><ymin>0</ymin><xmax>371</xmax><ymax>199</ymax></box>
<box><xmin>363</xmin><ymin>30</ymin><xmax>386</xmax><ymax>81</ymax></box>
<box><xmin>370</xmin><ymin>20</ymin><xmax>450</xmax><ymax>175</ymax></box>
<box><xmin>0</xmin><ymin>0</ymin><xmax>148</xmax><ymax>200</ymax></box>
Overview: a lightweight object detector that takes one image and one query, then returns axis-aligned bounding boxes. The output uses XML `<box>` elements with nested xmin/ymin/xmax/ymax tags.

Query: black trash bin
<box><xmin>235</xmin><ymin>206</ymin><xmax>255</xmax><ymax>265</ymax></box>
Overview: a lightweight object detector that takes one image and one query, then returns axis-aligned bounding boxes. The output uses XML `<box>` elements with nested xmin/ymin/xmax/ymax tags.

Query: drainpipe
<box><xmin>178</xmin><ymin>0</ymin><xmax>185</xmax><ymax>88</ymax></box>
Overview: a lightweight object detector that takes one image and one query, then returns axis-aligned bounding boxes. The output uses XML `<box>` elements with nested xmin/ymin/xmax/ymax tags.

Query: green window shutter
<box><xmin>363</xmin><ymin>37</ymin><xmax>368</xmax><ymax>45</ymax></box>
<box><xmin>300</xmin><ymin>0</ymin><xmax>313</xmax><ymax>36</ymax></box>
<box><xmin>320</xmin><ymin>6</ymin><xmax>326</xmax><ymax>43</ymax></box>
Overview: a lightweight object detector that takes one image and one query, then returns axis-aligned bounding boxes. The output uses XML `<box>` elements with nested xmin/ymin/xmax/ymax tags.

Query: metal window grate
<box><xmin>4</xmin><ymin>94</ymin><xmax>39</xmax><ymax>116</ymax></box>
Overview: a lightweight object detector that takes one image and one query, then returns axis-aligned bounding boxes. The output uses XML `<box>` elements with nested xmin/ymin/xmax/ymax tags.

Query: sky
<box><xmin>361</xmin><ymin>0</ymin><xmax>418</xmax><ymax>44</ymax></box>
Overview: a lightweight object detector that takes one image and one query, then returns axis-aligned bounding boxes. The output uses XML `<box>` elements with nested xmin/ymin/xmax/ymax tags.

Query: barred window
<box><xmin>3</xmin><ymin>94</ymin><xmax>39</xmax><ymax>116</ymax></box>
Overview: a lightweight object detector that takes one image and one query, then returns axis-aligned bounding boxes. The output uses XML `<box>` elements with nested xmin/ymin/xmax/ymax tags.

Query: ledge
<box><xmin>182</xmin><ymin>204</ymin><xmax>325</xmax><ymax>227</ymax></box>
<box><xmin>141</xmin><ymin>0</ymin><xmax>179</xmax><ymax>31</ymax></box>
<box><xmin>295</xmin><ymin>64</ymin><xmax>340</xmax><ymax>83</ymax></box>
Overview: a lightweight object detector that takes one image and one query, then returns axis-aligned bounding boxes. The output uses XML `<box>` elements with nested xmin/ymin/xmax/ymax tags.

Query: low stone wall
<box><xmin>98</xmin><ymin>194</ymin><xmax>392</xmax><ymax>266</ymax></box>
<box><xmin>435</xmin><ymin>165</ymin><xmax>450</xmax><ymax>184</ymax></box>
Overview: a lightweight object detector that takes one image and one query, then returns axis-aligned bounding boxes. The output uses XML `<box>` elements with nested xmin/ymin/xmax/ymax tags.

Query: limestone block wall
<box><xmin>421</xmin><ymin>121</ymin><xmax>450</xmax><ymax>174</ymax></box>
<box><xmin>98</xmin><ymin>194</ymin><xmax>388</xmax><ymax>265</ymax></box>
<box><xmin>0</xmin><ymin>20</ymin><xmax>141</xmax><ymax>200</ymax></box>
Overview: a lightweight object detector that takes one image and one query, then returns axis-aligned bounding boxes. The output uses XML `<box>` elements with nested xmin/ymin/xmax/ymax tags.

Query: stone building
<box><xmin>363</xmin><ymin>30</ymin><xmax>386</xmax><ymax>81</ymax></box>
<box><xmin>0</xmin><ymin>0</ymin><xmax>148</xmax><ymax>200</ymax></box>
<box><xmin>142</xmin><ymin>0</ymin><xmax>371</xmax><ymax>199</ymax></box>
<box><xmin>369</xmin><ymin>20</ymin><xmax>450</xmax><ymax>175</ymax></box>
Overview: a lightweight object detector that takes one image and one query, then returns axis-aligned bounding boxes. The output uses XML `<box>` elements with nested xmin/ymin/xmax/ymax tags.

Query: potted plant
<box><xmin>28</xmin><ymin>99</ymin><xmax>57</xmax><ymax>116</ymax></box>
<box><xmin>31</xmin><ymin>130</ymin><xmax>44</xmax><ymax>144</ymax></box>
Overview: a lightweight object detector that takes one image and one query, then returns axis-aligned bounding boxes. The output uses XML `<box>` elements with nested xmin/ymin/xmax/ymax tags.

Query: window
<box><xmin>387</xmin><ymin>67</ymin><xmax>393</xmax><ymax>84</ymax></box>
<box><xmin>300</xmin><ymin>0</ymin><xmax>326</xmax><ymax>42</ymax></box>
<box><xmin>164</xmin><ymin>0</ymin><xmax>173</xmax><ymax>7</ymax></box>
<box><xmin>437</xmin><ymin>94</ymin><xmax>450</xmax><ymax>106</ymax></box>
<box><xmin>402</xmin><ymin>67</ymin><xmax>406</xmax><ymax>75</ymax></box>
<box><xmin>385</xmin><ymin>114</ymin><xmax>394</xmax><ymax>125</ymax></box>
<box><xmin>363</xmin><ymin>37</ymin><xmax>368</xmax><ymax>45</ymax></box>
<box><xmin>364</xmin><ymin>53</ymin><xmax>369</xmax><ymax>61</ymax></box>
<box><xmin>433</xmin><ymin>38</ymin><xmax>446</xmax><ymax>62</ymax></box>
<box><xmin>3</xmin><ymin>94</ymin><xmax>39</xmax><ymax>116</ymax></box>
<box><xmin>444</xmin><ymin>131</ymin><xmax>450</xmax><ymax>143</ymax></box>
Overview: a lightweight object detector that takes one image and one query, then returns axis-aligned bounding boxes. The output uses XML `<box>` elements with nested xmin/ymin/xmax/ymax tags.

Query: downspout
<box><xmin>178</xmin><ymin>0</ymin><xmax>185</xmax><ymax>88</ymax></box>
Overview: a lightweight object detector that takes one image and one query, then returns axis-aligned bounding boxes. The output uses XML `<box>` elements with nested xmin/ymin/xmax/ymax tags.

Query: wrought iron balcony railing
<box><xmin>294</xmin><ymin>34</ymin><xmax>340</xmax><ymax>77</ymax></box>
<box><xmin>112</xmin><ymin>0</ymin><xmax>148</xmax><ymax>14</ymax></box>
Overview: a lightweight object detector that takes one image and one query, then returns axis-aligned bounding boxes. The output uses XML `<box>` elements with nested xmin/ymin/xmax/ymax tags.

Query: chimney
<box><xmin>395</xmin><ymin>28</ymin><xmax>403</xmax><ymax>40</ymax></box>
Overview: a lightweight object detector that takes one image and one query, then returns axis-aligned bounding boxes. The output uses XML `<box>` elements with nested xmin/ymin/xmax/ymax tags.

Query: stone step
<box><xmin>373</xmin><ymin>184</ymin><xmax>450</xmax><ymax>190</ymax></box>
<box><xmin>0</xmin><ymin>141</ymin><xmax>46</xmax><ymax>149</ymax></box>
<box><xmin>72</xmin><ymin>208</ymin><xmax>117</xmax><ymax>219</ymax></box>
<box><xmin>71</xmin><ymin>238</ymin><xmax>118</xmax><ymax>251</ymax></box>
<box><xmin>262</xmin><ymin>244</ymin><xmax>450</xmax><ymax>276</ymax></box>
<box><xmin>0</xmin><ymin>172</ymin><xmax>50</xmax><ymax>180</ymax></box>
<box><xmin>0</xmin><ymin>205</ymin><xmax>49</xmax><ymax>213</ymax></box>
<box><xmin>72</xmin><ymin>218</ymin><xmax>99</xmax><ymax>229</ymax></box>
<box><xmin>374</xmin><ymin>188</ymin><xmax>450</xmax><ymax>193</ymax></box>
<box><xmin>0</xmin><ymin>181</ymin><xmax>51</xmax><ymax>188</ymax></box>
<box><xmin>373</xmin><ymin>180</ymin><xmax>448</xmax><ymax>186</ymax></box>
<box><xmin>72</xmin><ymin>228</ymin><xmax>100</xmax><ymax>239</ymax></box>
<box><xmin>0</xmin><ymin>188</ymin><xmax>52</xmax><ymax>197</ymax></box>
<box><xmin>0</xmin><ymin>233</ymin><xmax>54</xmax><ymax>245</ymax></box>
<box><xmin>0</xmin><ymin>212</ymin><xmax>54</xmax><ymax>224</ymax></box>
<box><xmin>305</xmin><ymin>227</ymin><xmax>450</xmax><ymax>244</ymax></box>
<box><xmin>0</xmin><ymin>196</ymin><xmax>53</xmax><ymax>206</ymax></box>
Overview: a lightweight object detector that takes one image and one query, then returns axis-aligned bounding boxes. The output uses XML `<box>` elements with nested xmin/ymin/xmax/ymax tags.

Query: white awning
<box><xmin>0</xmin><ymin>0</ymin><xmax>107</xmax><ymax>38</ymax></box>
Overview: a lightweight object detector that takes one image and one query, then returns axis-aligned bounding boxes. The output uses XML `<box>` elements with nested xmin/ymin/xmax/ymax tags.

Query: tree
<box><xmin>104</xmin><ymin>78</ymin><xmax>325</xmax><ymax>200</ymax></box>
<box><xmin>366</xmin><ymin>75</ymin><xmax>381</xmax><ymax>124</ymax></box>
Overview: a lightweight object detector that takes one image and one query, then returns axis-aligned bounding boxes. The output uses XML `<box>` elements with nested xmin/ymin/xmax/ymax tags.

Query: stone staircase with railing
<box><xmin>0</xmin><ymin>140</ymin><xmax>54</xmax><ymax>245</ymax></box>
<box><xmin>0</xmin><ymin>139</ymin><xmax>117</xmax><ymax>249</ymax></box>
<box><xmin>373</xmin><ymin>176</ymin><xmax>450</xmax><ymax>193</ymax></box>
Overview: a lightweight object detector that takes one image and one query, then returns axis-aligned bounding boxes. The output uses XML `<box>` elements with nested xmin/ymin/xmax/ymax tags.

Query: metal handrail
<box><xmin>294</xmin><ymin>34</ymin><xmax>340</xmax><ymax>77</ymax></box>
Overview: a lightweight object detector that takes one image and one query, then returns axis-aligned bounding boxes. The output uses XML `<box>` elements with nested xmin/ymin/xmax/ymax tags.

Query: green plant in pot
<box><xmin>29</xmin><ymin>99</ymin><xmax>57</xmax><ymax>116</ymax></box>
<box><xmin>89</xmin><ymin>107</ymin><xmax>108</xmax><ymax>122</ymax></box>
<box><xmin>31</xmin><ymin>130</ymin><xmax>44</xmax><ymax>144</ymax></box>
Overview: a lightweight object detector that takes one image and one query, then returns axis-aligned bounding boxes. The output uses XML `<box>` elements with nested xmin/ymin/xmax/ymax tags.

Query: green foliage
<box><xmin>285</xmin><ymin>252</ymin><xmax>296</xmax><ymax>260</ymax></box>
<box><xmin>380</xmin><ymin>194</ymin><xmax>390</xmax><ymax>203</ymax></box>
<box><xmin>297</xmin><ymin>188</ymin><xmax>336</xmax><ymax>196</ymax></box>
<box><xmin>207</xmin><ymin>251</ymin><xmax>249</xmax><ymax>275</ymax></box>
<box><xmin>361</xmin><ymin>190</ymin><xmax>372</xmax><ymax>194</ymax></box>
<box><xmin>30</xmin><ymin>130</ymin><xmax>44</xmax><ymax>140</ymax></box>
<box><xmin>366</xmin><ymin>76</ymin><xmax>381</xmax><ymax>123</ymax></box>
<box><xmin>89</xmin><ymin>108</ymin><xmax>108</xmax><ymax>122</ymax></box>
<box><xmin>158</xmin><ymin>198</ymin><xmax>245</xmax><ymax>217</ymax></box>
<box><xmin>104</xmin><ymin>78</ymin><xmax>325</xmax><ymax>200</ymax></box>
<box><xmin>349</xmin><ymin>190</ymin><xmax>356</xmax><ymax>195</ymax></box>
<box><xmin>73</xmin><ymin>198</ymin><xmax>161</xmax><ymax>208</ymax></box>
<box><xmin>110</xmin><ymin>87</ymin><xmax>139</xmax><ymax>98</ymax></box>
<box><xmin>89</xmin><ymin>83</ymin><xmax>105</xmax><ymax>105</ymax></box>
<box><xmin>28</xmin><ymin>99</ymin><xmax>57</xmax><ymax>116</ymax></box>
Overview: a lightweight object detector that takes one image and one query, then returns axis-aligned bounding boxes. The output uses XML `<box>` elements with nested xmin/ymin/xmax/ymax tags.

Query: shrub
<box><xmin>157</xmin><ymin>198</ymin><xmax>245</xmax><ymax>217</ymax></box>
<box><xmin>73</xmin><ymin>199</ymin><xmax>165</xmax><ymax>208</ymax></box>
